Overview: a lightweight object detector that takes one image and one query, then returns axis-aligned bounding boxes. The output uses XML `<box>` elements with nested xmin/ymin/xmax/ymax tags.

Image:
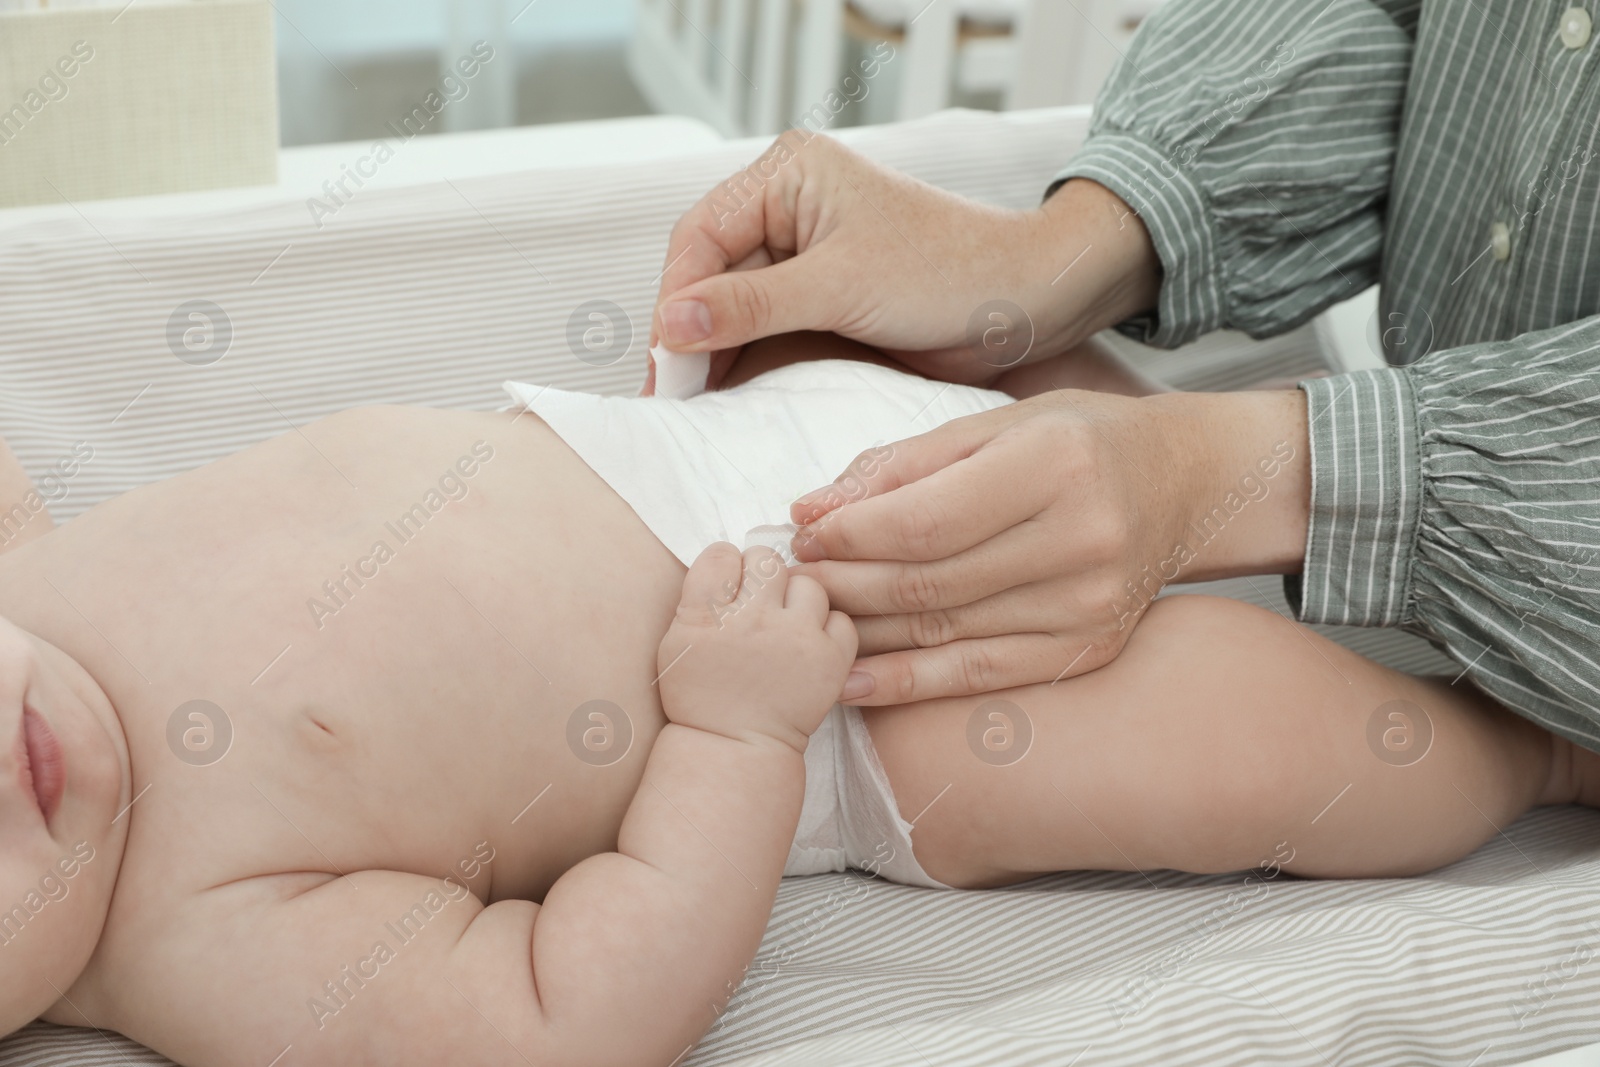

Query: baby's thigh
<box><xmin>862</xmin><ymin>595</ymin><xmax>1544</xmax><ymax>887</ymax></box>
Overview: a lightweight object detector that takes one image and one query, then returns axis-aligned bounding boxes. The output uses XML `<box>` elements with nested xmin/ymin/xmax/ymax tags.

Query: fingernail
<box><xmin>791</xmin><ymin>528</ymin><xmax>827</xmax><ymax>562</ymax></box>
<box><xmin>840</xmin><ymin>671</ymin><xmax>875</xmax><ymax>702</ymax></box>
<box><xmin>661</xmin><ymin>299</ymin><xmax>712</xmax><ymax>345</ymax></box>
<box><xmin>790</xmin><ymin>492</ymin><xmax>829</xmax><ymax>525</ymax></box>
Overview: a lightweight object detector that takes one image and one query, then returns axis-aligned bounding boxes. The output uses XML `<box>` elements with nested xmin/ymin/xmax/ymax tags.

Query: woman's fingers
<box><xmin>789</xmin><ymin>415</ymin><xmax>997</xmax><ymax>525</ymax></box>
<box><xmin>789</xmin><ymin>403</ymin><xmax>1038</xmax><ymax>531</ymax></box>
<box><xmin>654</xmin><ymin>142</ymin><xmax>798</xmax><ymax>314</ymax></box>
<box><xmin>792</xmin><ymin>518</ymin><xmax>1064</xmax><ymax>617</ymax></box>
<box><xmin>840</xmin><ymin>633</ymin><xmax>1110</xmax><ymax>707</ymax></box>
<box><xmin>846</xmin><ymin>577</ymin><xmax>1093</xmax><ymax>656</ymax></box>
<box><xmin>659</xmin><ymin>249</ymin><xmax>852</xmax><ymax>352</ymax></box>
<box><xmin>792</xmin><ymin>429</ymin><xmax>1050</xmax><ymax>565</ymax></box>
<box><xmin>652</xmin><ymin>132</ymin><xmax>834</xmax><ymax>352</ymax></box>
<box><xmin>653</xmin><ymin>130</ymin><xmax>1078</xmax><ymax>362</ymax></box>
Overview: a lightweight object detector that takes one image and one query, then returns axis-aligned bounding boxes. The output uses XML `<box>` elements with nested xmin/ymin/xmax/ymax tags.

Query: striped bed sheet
<box><xmin>6</xmin><ymin>812</ymin><xmax>1599</xmax><ymax>1067</ymax></box>
<box><xmin>0</xmin><ymin>108</ymin><xmax>1596</xmax><ymax>1067</ymax></box>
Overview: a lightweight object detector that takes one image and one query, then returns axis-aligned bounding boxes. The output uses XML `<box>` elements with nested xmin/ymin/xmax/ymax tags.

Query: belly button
<box><xmin>297</xmin><ymin>709</ymin><xmax>338</xmax><ymax>741</ymax></box>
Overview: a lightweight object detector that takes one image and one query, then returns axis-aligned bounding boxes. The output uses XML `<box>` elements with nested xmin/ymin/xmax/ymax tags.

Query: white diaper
<box><xmin>503</xmin><ymin>359</ymin><xmax>1013</xmax><ymax>888</ymax></box>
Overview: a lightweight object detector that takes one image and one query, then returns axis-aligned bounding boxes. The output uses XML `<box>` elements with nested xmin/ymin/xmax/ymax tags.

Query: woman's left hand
<box><xmin>789</xmin><ymin>387</ymin><xmax>1313</xmax><ymax>705</ymax></box>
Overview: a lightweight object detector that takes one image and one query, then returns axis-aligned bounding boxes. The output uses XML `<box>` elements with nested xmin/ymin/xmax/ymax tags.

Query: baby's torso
<box><xmin>0</xmin><ymin>405</ymin><xmax>684</xmax><ymax>997</ymax></box>
<box><xmin>0</xmin><ymin>359</ymin><xmax>1014</xmax><ymax>1039</ymax></box>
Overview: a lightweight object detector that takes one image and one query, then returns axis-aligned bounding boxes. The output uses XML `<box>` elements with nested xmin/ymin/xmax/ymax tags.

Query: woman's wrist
<box><xmin>1023</xmin><ymin>178</ymin><xmax>1163</xmax><ymax>356</ymax></box>
<box><xmin>1151</xmin><ymin>388</ymin><xmax>1311</xmax><ymax>582</ymax></box>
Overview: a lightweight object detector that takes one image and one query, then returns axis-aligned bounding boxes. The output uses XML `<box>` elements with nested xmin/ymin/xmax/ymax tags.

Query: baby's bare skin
<box><xmin>0</xmin><ymin>405</ymin><xmax>734</xmax><ymax>1063</ymax></box>
<box><xmin>9</xmin><ymin>405</ymin><xmax>684</xmax><ymax>895</ymax></box>
<box><xmin>14</xmin><ymin>405</ymin><xmax>682</xmax><ymax>891</ymax></box>
<box><xmin>1</xmin><ymin>351</ymin><xmax>1595</xmax><ymax>1067</ymax></box>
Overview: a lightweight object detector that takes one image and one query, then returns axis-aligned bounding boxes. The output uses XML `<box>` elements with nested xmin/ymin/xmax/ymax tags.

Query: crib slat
<box><xmin>748</xmin><ymin>0</ymin><xmax>788</xmax><ymax>134</ymax></box>
<box><xmin>792</xmin><ymin>0</ymin><xmax>843</xmax><ymax>126</ymax></box>
<box><xmin>897</xmin><ymin>0</ymin><xmax>960</xmax><ymax>120</ymax></box>
<box><xmin>717</xmin><ymin>0</ymin><xmax>752</xmax><ymax>122</ymax></box>
<box><xmin>684</xmin><ymin>0</ymin><xmax>712</xmax><ymax>73</ymax></box>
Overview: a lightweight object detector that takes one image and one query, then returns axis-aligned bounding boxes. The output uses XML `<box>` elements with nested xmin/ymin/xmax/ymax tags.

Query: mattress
<box><xmin>1</xmin><ymin>108</ymin><xmax>1596</xmax><ymax>1067</ymax></box>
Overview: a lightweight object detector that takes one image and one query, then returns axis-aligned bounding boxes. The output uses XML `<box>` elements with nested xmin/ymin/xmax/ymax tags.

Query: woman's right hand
<box><xmin>649</xmin><ymin>131</ymin><xmax>1162</xmax><ymax>391</ymax></box>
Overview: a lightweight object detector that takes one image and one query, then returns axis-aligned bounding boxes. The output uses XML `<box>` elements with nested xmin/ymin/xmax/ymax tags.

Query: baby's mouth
<box><xmin>20</xmin><ymin>705</ymin><xmax>65</xmax><ymax>826</ymax></box>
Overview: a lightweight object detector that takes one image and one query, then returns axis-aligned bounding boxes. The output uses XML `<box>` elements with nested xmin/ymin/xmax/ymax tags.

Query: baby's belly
<box><xmin>21</xmin><ymin>404</ymin><xmax>686</xmax><ymax>907</ymax></box>
<box><xmin>280</xmin><ymin>406</ymin><xmax>688</xmax><ymax>902</ymax></box>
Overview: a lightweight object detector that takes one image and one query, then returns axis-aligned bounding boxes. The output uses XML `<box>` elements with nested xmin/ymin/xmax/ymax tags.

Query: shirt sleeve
<box><xmin>1287</xmin><ymin>321</ymin><xmax>1600</xmax><ymax>751</ymax></box>
<box><xmin>1048</xmin><ymin>0</ymin><xmax>1417</xmax><ymax>348</ymax></box>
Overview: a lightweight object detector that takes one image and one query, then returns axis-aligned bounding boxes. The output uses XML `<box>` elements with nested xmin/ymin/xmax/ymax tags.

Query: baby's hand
<box><xmin>658</xmin><ymin>543</ymin><xmax>857</xmax><ymax>754</ymax></box>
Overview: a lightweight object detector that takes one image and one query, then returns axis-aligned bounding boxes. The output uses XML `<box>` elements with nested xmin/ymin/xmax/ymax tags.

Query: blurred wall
<box><xmin>276</xmin><ymin>0</ymin><xmax>647</xmax><ymax>146</ymax></box>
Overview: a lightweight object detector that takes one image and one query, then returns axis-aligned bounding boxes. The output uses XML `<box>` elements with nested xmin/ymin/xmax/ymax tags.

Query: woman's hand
<box><xmin>648</xmin><ymin>131</ymin><xmax>1162</xmax><ymax>392</ymax></box>
<box><xmin>789</xmin><ymin>388</ymin><xmax>1313</xmax><ymax>704</ymax></box>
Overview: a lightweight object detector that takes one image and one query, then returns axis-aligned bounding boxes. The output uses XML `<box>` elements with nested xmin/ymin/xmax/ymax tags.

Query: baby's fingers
<box><xmin>740</xmin><ymin>546</ymin><xmax>789</xmax><ymax>608</ymax></box>
<box><xmin>783</xmin><ymin>572</ymin><xmax>830</xmax><ymax>625</ymax></box>
<box><xmin>825</xmin><ymin>610</ymin><xmax>859</xmax><ymax>665</ymax></box>
<box><xmin>677</xmin><ymin>542</ymin><xmax>743</xmax><ymax>624</ymax></box>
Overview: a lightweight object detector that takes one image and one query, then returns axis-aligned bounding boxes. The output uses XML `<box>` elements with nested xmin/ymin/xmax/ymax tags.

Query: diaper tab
<box><xmin>743</xmin><ymin>523</ymin><xmax>801</xmax><ymax>564</ymax></box>
<box><xmin>650</xmin><ymin>344</ymin><xmax>710</xmax><ymax>399</ymax></box>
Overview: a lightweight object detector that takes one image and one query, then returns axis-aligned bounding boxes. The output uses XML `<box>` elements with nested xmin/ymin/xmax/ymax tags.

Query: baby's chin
<box><xmin>0</xmin><ymin>640</ymin><xmax>131</xmax><ymax>1033</ymax></box>
<box><xmin>0</xmin><ymin>759</ymin><xmax>121</xmax><ymax>1040</ymax></box>
<box><xmin>0</xmin><ymin>837</ymin><xmax>107</xmax><ymax>1036</ymax></box>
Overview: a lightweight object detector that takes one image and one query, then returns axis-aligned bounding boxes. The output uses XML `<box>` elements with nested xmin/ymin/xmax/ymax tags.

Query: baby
<box><xmin>1</xmin><ymin>335</ymin><xmax>1595</xmax><ymax>1066</ymax></box>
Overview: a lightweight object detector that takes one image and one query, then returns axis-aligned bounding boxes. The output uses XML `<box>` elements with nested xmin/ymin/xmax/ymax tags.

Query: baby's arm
<box><xmin>134</xmin><ymin>545</ymin><xmax>854</xmax><ymax>1067</ymax></box>
<box><xmin>523</xmin><ymin>542</ymin><xmax>856</xmax><ymax>1058</ymax></box>
<box><xmin>0</xmin><ymin>437</ymin><xmax>53</xmax><ymax>552</ymax></box>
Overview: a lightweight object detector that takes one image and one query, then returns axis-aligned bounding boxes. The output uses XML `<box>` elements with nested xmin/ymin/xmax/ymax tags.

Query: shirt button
<box><xmin>1560</xmin><ymin>7</ymin><xmax>1592</xmax><ymax>49</ymax></box>
<box><xmin>1491</xmin><ymin>221</ymin><xmax>1511</xmax><ymax>261</ymax></box>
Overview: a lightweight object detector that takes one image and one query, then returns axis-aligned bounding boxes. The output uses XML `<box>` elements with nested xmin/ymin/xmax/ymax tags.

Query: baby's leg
<box><xmin>864</xmin><ymin>594</ymin><xmax>1583</xmax><ymax>888</ymax></box>
<box><xmin>718</xmin><ymin>331</ymin><xmax>904</xmax><ymax>389</ymax></box>
<box><xmin>717</xmin><ymin>330</ymin><xmax>1166</xmax><ymax>398</ymax></box>
<box><xmin>989</xmin><ymin>334</ymin><xmax>1170</xmax><ymax>399</ymax></box>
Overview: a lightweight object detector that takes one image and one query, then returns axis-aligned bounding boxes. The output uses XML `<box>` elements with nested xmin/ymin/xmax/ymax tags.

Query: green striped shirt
<box><xmin>1053</xmin><ymin>0</ymin><xmax>1600</xmax><ymax>750</ymax></box>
